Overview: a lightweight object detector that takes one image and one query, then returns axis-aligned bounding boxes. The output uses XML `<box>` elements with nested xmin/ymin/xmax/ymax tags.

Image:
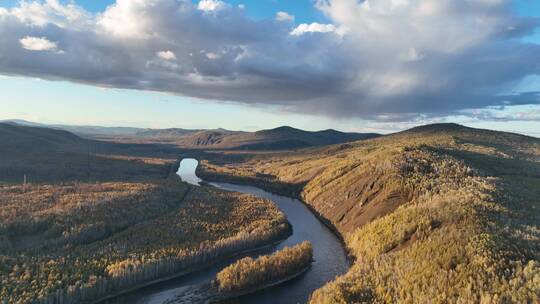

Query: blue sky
<box><xmin>0</xmin><ymin>0</ymin><xmax>325</xmax><ymax>21</ymax></box>
<box><xmin>0</xmin><ymin>0</ymin><xmax>539</xmax><ymax>135</ymax></box>
<box><xmin>0</xmin><ymin>0</ymin><xmax>533</xmax><ymax>23</ymax></box>
<box><xmin>515</xmin><ymin>0</ymin><xmax>540</xmax><ymax>43</ymax></box>
<box><xmin>0</xmin><ymin>75</ymin><xmax>346</xmax><ymax>132</ymax></box>
<box><xmin>0</xmin><ymin>0</ymin><xmax>336</xmax><ymax>131</ymax></box>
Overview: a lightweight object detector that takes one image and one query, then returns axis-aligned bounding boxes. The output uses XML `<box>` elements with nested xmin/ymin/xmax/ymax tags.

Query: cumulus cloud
<box><xmin>19</xmin><ymin>36</ymin><xmax>59</xmax><ymax>52</ymax></box>
<box><xmin>156</xmin><ymin>50</ymin><xmax>176</xmax><ymax>60</ymax></box>
<box><xmin>10</xmin><ymin>0</ymin><xmax>89</xmax><ymax>28</ymax></box>
<box><xmin>0</xmin><ymin>0</ymin><xmax>539</xmax><ymax>122</ymax></box>
<box><xmin>290</xmin><ymin>22</ymin><xmax>343</xmax><ymax>36</ymax></box>
<box><xmin>197</xmin><ymin>0</ymin><xmax>226</xmax><ymax>12</ymax></box>
<box><xmin>276</xmin><ymin>11</ymin><xmax>294</xmax><ymax>22</ymax></box>
<box><xmin>205</xmin><ymin>52</ymin><xmax>221</xmax><ymax>60</ymax></box>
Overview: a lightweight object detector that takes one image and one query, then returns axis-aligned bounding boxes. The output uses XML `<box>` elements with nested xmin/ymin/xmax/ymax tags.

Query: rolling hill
<box><xmin>2</xmin><ymin>120</ymin><xmax>379</xmax><ymax>150</ymax></box>
<box><xmin>1</xmin><ymin>119</ymin><xmax>144</xmax><ymax>137</ymax></box>
<box><xmin>0</xmin><ymin>123</ymin><xmax>179</xmax><ymax>183</ymax></box>
<box><xmin>198</xmin><ymin>123</ymin><xmax>540</xmax><ymax>303</ymax></box>
<box><xmin>134</xmin><ymin>127</ymin><xmax>203</xmax><ymax>138</ymax></box>
<box><xmin>175</xmin><ymin>126</ymin><xmax>379</xmax><ymax>150</ymax></box>
<box><xmin>0</xmin><ymin>122</ymin><xmax>84</xmax><ymax>151</ymax></box>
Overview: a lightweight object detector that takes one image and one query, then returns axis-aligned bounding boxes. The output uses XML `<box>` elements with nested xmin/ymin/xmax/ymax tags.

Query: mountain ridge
<box><xmin>197</xmin><ymin>123</ymin><xmax>540</xmax><ymax>303</ymax></box>
<box><xmin>2</xmin><ymin>119</ymin><xmax>379</xmax><ymax>150</ymax></box>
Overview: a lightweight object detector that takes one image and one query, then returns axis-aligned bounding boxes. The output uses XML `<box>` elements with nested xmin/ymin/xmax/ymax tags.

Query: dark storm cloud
<box><xmin>0</xmin><ymin>0</ymin><xmax>539</xmax><ymax>121</ymax></box>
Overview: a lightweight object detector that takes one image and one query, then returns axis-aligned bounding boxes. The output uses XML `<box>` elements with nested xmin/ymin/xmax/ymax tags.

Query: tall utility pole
<box><xmin>23</xmin><ymin>174</ymin><xmax>27</xmax><ymax>192</ymax></box>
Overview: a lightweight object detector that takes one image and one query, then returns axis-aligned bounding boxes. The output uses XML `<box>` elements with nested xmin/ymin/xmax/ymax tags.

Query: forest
<box><xmin>0</xmin><ymin>123</ymin><xmax>291</xmax><ymax>304</ymax></box>
<box><xmin>0</xmin><ymin>180</ymin><xmax>291</xmax><ymax>304</ymax></box>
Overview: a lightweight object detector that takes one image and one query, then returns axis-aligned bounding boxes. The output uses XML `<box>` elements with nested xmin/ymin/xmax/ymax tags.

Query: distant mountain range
<box><xmin>1</xmin><ymin>119</ymin><xmax>379</xmax><ymax>150</ymax></box>
<box><xmin>1</xmin><ymin>119</ymin><xmax>148</xmax><ymax>137</ymax></box>
<box><xmin>174</xmin><ymin>126</ymin><xmax>378</xmax><ymax>150</ymax></box>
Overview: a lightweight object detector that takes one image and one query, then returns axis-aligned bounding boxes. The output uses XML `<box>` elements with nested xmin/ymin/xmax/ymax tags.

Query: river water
<box><xmin>108</xmin><ymin>158</ymin><xmax>348</xmax><ymax>304</ymax></box>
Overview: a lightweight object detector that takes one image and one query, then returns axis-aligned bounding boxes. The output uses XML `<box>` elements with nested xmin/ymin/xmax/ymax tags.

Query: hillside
<box><xmin>0</xmin><ymin>122</ymin><xmax>83</xmax><ymax>150</ymax></box>
<box><xmin>1</xmin><ymin>119</ymin><xmax>144</xmax><ymax>137</ymax></box>
<box><xmin>172</xmin><ymin>129</ymin><xmax>244</xmax><ymax>146</ymax></box>
<box><xmin>175</xmin><ymin>126</ymin><xmax>378</xmax><ymax>150</ymax></box>
<box><xmin>2</xmin><ymin>120</ymin><xmax>378</xmax><ymax>150</ymax></box>
<box><xmin>0</xmin><ymin>123</ymin><xmax>180</xmax><ymax>183</ymax></box>
<box><xmin>135</xmin><ymin>127</ymin><xmax>203</xmax><ymax>138</ymax></box>
<box><xmin>198</xmin><ymin>123</ymin><xmax>540</xmax><ymax>303</ymax></box>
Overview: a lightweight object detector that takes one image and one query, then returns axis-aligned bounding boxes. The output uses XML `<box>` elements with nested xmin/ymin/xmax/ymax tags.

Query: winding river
<box><xmin>108</xmin><ymin>158</ymin><xmax>349</xmax><ymax>304</ymax></box>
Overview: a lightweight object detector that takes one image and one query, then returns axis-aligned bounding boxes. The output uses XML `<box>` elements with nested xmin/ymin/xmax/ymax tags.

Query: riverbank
<box><xmin>164</xmin><ymin>264</ymin><xmax>313</xmax><ymax>304</ymax></box>
<box><xmin>105</xmin><ymin>158</ymin><xmax>349</xmax><ymax>304</ymax></box>
<box><xmin>196</xmin><ymin>162</ymin><xmax>354</xmax><ymax>266</ymax></box>
<box><xmin>94</xmin><ymin>235</ymin><xmax>290</xmax><ymax>304</ymax></box>
<box><xmin>164</xmin><ymin>241</ymin><xmax>313</xmax><ymax>304</ymax></box>
<box><xmin>92</xmin><ymin>159</ymin><xmax>293</xmax><ymax>304</ymax></box>
<box><xmin>213</xmin><ymin>264</ymin><xmax>312</xmax><ymax>302</ymax></box>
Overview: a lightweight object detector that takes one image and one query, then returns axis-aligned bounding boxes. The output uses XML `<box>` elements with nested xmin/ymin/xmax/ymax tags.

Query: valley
<box><xmin>1</xmin><ymin>122</ymin><xmax>539</xmax><ymax>303</ymax></box>
<box><xmin>2</xmin><ymin>1</ymin><xmax>538</xmax><ymax>302</ymax></box>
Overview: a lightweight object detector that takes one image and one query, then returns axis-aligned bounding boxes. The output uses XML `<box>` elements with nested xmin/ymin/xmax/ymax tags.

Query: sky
<box><xmin>0</xmin><ymin>0</ymin><xmax>539</xmax><ymax>136</ymax></box>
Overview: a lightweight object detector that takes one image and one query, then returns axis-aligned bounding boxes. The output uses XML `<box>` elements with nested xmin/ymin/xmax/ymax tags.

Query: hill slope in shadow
<box><xmin>0</xmin><ymin>123</ymin><xmax>179</xmax><ymax>183</ymax></box>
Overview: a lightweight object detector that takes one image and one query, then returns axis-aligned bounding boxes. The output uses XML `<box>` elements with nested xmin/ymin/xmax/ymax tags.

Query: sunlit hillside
<box><xmin>199</xmin><ymin>123</ymin><xmax>540</xmax><ymax>303</ymax></box>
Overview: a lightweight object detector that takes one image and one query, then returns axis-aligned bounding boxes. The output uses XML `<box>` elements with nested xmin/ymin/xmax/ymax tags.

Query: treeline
<box><xmin>216</xmin><ymin>241</ymin><xmax>313</xmax><ymax>293</ymax></box>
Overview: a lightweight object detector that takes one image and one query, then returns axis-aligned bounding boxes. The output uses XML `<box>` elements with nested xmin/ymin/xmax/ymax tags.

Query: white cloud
<box><xmin>19</xmin><ymin>36</ymin><xmax>59</xmax><ymax>52</ymax></box>
<box><xmin>317</xmin><ymin>0</ymin><xmax>527</xmax><ymax>53</ymax></box>
<box><xmin>0</xmin><ymin>0</ymin><xmax>539</xmax><ymax>122</ymax></box>
<box><xmin>197</xmin><ymin>0</ymin><xmax>225</xmax><ymax>12</ymax></box>
<box><xmin>11</xmin><ymin>0</ymin><xmax>89</xmax><ymax>28</ymax></box>
<box><xmin>205</xmin><ymin>52</ymin><xmax>221</xmax><ymax>60</ymax></box>
<box><xmin>97</xmin><ymin>0</ymin><xmax>156</xmax><ymax>38</ymax></box>
<box><xmin>290</xmin><ymin>23</ymin><xmax>343</xmax><ymax>36</ymax></box>
<box><xmin>276</xmin><ymin>11</ymin><xmax>294</xmax><ymax>22</ymax></box>
<box><xmin>157</xmin><ymin>50</ymin><xmax>176</xmax><ymax>60</ymax></box>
